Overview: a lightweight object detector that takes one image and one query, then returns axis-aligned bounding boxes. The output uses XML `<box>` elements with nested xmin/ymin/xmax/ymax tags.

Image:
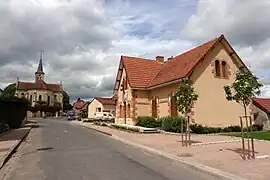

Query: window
<box><xmin>127</xmin><ymin>104</ymin><xmax>131</xmax><ymax>118</ymax></box>
<box><xmin>152</xmin><ymin>97</ymin><xmax>157</xmax><ymax>118</ymax></box>
<box><xmin>30</xmin><ymin>95</ymin><xmax>32</xmax><ymax>102</ymax></box>
<box><xmin>170</xmin><ymin>96</ymin><xmax>178</xmax><ymax>117</ymax></box>
<box><xmin>38</xmin><ymin>95</ymin><xmax>42</xmax><ymax>101</ymax></box>
<box><xmin>21</xmin><ymin>93</ymin><xmax>24</xmax><ymax>97</ymax></box>
<box><xmin>221</xmin><ymin>61</ymin><xmax>228</xmax><ymax>78</ymax></box>
<box><xmin>47</xmin><ymin>96</ymin><xmax>50</xmax><ymax>105</ymax></box>
<box><xmin>215</xmin><ymin>60</ymin><xmax>221</xmax><ymax>77</ymax></box>
<box><xmin>96</xmin><ymin>107</ymin><xmax>101</xmax><ymax>112</ymax></box>
<box><xmin>54</xmin><ymin>95</ymin><xmax>57</xmax><ymax>101</ymax></box>
<box><xmin>120</xmin><ymin>105</ymin><xmax>122</xmax><ymax>118</ymax></box>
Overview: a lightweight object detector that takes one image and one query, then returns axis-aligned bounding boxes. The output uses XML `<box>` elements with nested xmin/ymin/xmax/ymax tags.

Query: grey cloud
<box><xmin>0</xmin><ymin>0</ymin><xmax>118</xmax><ymax>100</ymax></box>
<box><xmin>182</xmin><ymin>0</ymin><xmax>270</xmax><ymax>47</ymax></box>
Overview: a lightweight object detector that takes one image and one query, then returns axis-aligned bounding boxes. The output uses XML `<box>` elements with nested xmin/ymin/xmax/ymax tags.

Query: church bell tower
<box><xmin>35</xmin><ymin>51</ymin><xmax>45</xmax><ymax>82</ymax></box>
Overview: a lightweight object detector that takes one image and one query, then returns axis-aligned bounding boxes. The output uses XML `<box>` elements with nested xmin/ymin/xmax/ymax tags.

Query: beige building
<box><xmin>252</xmin><ymin>98</ymin><xmax>270</xmax><ymax>130</ymax></box>
<box><xmin>15</xmin><ymin>53</ymin><xmax>63</xmax><ymax>116</ymax></box>
<box><xmin>88</xmin><ymin>97</ymin><xmax>116</xmax><ymax>118</ymax></box>
<box><xmin>113</xmin><ymin>34</ymin><xmax>253</xmax><ymax>127</ymax></box>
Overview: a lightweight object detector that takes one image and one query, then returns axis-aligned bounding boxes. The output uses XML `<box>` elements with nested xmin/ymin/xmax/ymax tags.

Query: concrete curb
<box><xmin>0</xmin><ymin>127</ymin><xmax>31</xmax><ymax>170</ymax></box>
<box><xmin>0</xmin><ymin>130</ymin><xmax>13</xmax><ymax>138</ymax></box>
<box><xmin>111</xmin><ymin>135</ymin><xmax>247</xmax><ymax>180</ymax></box>
<box><xmin>80</xmin><ymin>124</ymin><xmax>112</xmax><ymax>136</ymax></box>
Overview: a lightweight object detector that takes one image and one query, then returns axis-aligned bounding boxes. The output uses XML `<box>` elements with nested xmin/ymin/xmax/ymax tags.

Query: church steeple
<box><xmin>35</xmin><ymin>51</ymin><xmax>45</xmax><ymax>82</ymax></box>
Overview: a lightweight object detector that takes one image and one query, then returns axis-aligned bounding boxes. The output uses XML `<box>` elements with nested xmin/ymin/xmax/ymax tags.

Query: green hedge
<box><xmin>136</xmin><ymin>116</ymin><xmax>186</xmax><ymax>133</ymax></box>
<box><xmin>136</xmin><ymin>116</ymin><xmax>159</xmax><ymax>128</ymax></box>
<box><xmin>0</xmin><ymin>97</ymin><xmax>30</xmax><ymax>129</ymax></box>
<box><xmin>189</xmin><ymin>124</ymin><xmax>264</xmax><ymax>134</ymax></box>
<box><xmin>161</xmin><ymin>116</ymin><xmax>186</xmax><ymax>133</ymax></box>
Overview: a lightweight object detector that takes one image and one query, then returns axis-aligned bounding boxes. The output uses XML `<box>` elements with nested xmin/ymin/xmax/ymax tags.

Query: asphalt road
<box><xmin>1</xmin><ymin>119</ymin><xmax>218</xmax><ymax>180</ymax></box>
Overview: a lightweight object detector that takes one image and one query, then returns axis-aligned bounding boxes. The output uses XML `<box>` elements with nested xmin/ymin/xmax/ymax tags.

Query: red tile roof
<box><xmin>122</xmin><ymin>56</ymin><xmax>163</xmax><ymax>88</ymax></box>
<box><xmin>120</xmin><ymin>35</ymin><xmax>224</xmax><ymax>88</ymax></box>
<box><xmin>253</xmin><ymin>98</ymin><xmax>270</xmax><ymax>114</ymax></box>
<box><xmin>95</xmin><ymin>97</ymin><xmax>116</xmax><ymax>105</ymax></box>
<box><xmin>17</xmin><ymin>80</ymin><xmax>61</xmax><ymax>92</ymax></box>
<box><xmin>73</xmin><ymin>100</ymin><xmax>89</xmax><ymax>110</ymax></box>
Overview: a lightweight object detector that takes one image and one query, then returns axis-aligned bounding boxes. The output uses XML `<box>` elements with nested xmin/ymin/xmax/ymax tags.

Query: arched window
<box><xmin>30</xmin><ymin>95</ymin><xmax>33</xmax><ymax>102</ymax></box>
<box><xmin>151</xmin><ymin>97</ymin><xmax>157</xmax><ymax>118</ymax></box>
<box><xmin>119</xmin><ymin>105</ymin><xmax>122</xmax><ymax>118</ymax></box>
<box><xmin>38</xmin><ymin>95</ymin><xmax>42</xmax><ymax>101</ymax></box>
<box><xmin>127</xmin><ymin>104</ymin><xmax>131</xmax><ymax>118</ymax></box>
<box><xmin>215</xmin><ymin>60</ymin><xmax>221</xmax><ymax>77</ymax></box>
<box><xmin>221</xmin><ymin>61</ymin><xmax>228</xmax><ymax>78</ymax></box>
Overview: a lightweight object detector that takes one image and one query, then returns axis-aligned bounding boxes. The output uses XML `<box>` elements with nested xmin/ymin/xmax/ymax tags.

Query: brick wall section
<box><xmin>132</xmin><ymin>90</ymin><xmax>137</xmax><ymax>123</ymax></box>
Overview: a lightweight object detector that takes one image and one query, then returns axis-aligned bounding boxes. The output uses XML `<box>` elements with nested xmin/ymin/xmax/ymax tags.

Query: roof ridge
<box><xmin>171</xmin><ymin>36</ymin><xmax>220</xmax><ymax>61</ymax></box>
<box><xmin>147</xmin><ymin>35</ymin><xmax>223</xmax><ymax>87</ymax></box>
<box><xmin>122</xmin><ymin>55</ymin><xmax>155</xmax><ymax>61</ymax></box>
<box><xmin>147</xmin><ymin>62</ymin><xmax>165</xmax><ymax>87</ymax></box>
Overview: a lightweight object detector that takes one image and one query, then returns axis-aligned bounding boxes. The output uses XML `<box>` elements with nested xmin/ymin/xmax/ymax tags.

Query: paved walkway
<box><xmin>77</xmin><ymin>122</ymin><xmax>270</xmax><ymax>180</ymax></box>
<box><xmin>0</xmin><ymin>128</ymin><xmax>31</xmax><ymax>169</ymax></box>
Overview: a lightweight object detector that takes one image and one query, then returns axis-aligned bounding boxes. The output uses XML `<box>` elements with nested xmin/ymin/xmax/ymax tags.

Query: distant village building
<box><xmin>73</xmin><ymin>98</ymin><xmax>89</xmax><ymax>114</ymax></box>
<box><xmin>15</xmin><ymin>52</ymin><xmax>63</xmax><ymax>116</ymax></box>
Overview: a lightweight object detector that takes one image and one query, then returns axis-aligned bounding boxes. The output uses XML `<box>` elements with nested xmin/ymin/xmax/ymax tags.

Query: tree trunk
<box><xmin>181</xmin><ymin>113</ymin><xmax>184</xmax><ymax>146</ymax></box>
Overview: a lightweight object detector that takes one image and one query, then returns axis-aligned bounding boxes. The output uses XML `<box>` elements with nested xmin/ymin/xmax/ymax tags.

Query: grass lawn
<box><xmin>223</xmin><ymin>131</ymin><xmax>270</xmax><ymax>141</ymax></box>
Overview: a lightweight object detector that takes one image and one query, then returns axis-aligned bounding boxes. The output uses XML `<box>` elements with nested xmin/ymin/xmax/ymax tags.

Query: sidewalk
<box><xmin>78</xmin><ymin>122</ymin><xmax>270</xmax><ymax>180</ymax></box>
<box><xmin>0</xmin><ymin>127</ymin><xmax>31</xmax><ymax>169</ymax></box>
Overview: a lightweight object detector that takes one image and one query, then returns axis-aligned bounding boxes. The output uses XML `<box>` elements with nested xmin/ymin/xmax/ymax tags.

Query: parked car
<box><xmin>93</xmin><ymin>112</ymin><xmax>115</xmax><ymax>121</ymax></box>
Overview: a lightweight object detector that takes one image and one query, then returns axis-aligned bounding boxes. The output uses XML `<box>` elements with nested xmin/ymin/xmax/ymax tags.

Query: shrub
<box><xmin>156</xmin><ymin>118</ymin><xmax>163</xmax><ymax>128</ymax></box>
<box><xmin>189</xmin><ymin>124</ymin><xmax>222</xmax><ymax>134</ymax></box>
<box><xmin>252</xmin><ymin>124</ymin><xmax>263</xmax><ymax>131</ymax></box>
<box><xmin>0</xmin><ymin>97</ymin><xmax>30</xmax><ymax>129</ymax></box>
<box><xmin>161</xmin><ymin>116</ymin><xmax>186</xmax><ymax>133</ymax></box>
<box><xmin>136</xmin><ymin>116</ymin><xmax>158</xmax><ymax>128</ymax></box>
<box><xmin>222</xmin><ymin>125</ymin><xmax>241</xmax><ymax>133</ymax></box>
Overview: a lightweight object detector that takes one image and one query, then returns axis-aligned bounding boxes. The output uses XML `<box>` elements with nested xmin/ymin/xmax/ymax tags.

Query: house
<box><xmin>252</xmin><ymin>98</ymin><xmax>270</xmax><ymax>130</ymax></box>
<box><xmin>88</xmin><ymin>96</ymin><xmax>116</xmax><ymax>118</ymax></box>
<box><xmin>113</xmin><ymin>34</ymin><xmax>253</xmax><ymax>127</ymax></box>
<box><xmin>73</xmin><ymin>98</ymin><xmax>89</xmax><ymax>114</ymax></box>
<box><xmin>15</xmin><ymin>52</ymin><xmax>63</xmax><ymax>117</ymax></box>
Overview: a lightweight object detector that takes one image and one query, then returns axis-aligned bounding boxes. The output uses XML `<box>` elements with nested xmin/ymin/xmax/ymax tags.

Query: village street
<box><xmin>0</xmin><ymin>119</ymin><xmax>216</xmax><ymax>180</ymax></box>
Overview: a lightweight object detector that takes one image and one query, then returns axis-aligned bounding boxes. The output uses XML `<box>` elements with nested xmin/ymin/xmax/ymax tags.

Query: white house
<box><xmin>88</xmin><ymin>97</ymin><xmax>116</xmax><ymax>119</ymax></box>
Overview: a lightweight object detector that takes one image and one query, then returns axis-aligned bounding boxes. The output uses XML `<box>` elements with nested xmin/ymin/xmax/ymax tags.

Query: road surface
<box><xmin>1</xmin><ymin>118</ymin><xmax>217</xmax><ymax>180</ymax></box>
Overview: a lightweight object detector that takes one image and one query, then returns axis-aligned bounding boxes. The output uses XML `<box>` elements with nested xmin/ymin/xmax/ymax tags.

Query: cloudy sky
<box><xmin>1</xmin><ymin>0</ymin><xmax>270</xmax><ymax>102</ymax></box>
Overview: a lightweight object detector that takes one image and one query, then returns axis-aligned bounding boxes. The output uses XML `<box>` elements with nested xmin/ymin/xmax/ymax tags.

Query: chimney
<box><xmin>167</xmin><ymin>56</ymin><xmax>173</xmax><ymax>61</ymax></box>
<box><xmin>156</xmin><ymin>56</ymin><xmax>164</xmax><ymax>62</ymax></box>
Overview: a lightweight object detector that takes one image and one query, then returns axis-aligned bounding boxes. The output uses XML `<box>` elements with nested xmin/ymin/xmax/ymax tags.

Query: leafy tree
<box><xmin>173</xmin><ymin>79</ymin><xmax>199</xmax><ymax>117</ymax></box>
<box><xmin>224</xmin><ymin>68</ymin><xmax>263</xmax><ymax>118</ymax></box>
<box><xmin>2</xmin><ymin>83</ymin><xmax>16</xmax><ymax>98</ymax></box>
<box><xmin>172</xmin><ymin>78</ymin><xmax>199</xmax><ymax>145</ymax></box>
<box><xmin>62</xmin><ymin>90</ymin><xmax>72</xmax><ymax>112</ymax></box>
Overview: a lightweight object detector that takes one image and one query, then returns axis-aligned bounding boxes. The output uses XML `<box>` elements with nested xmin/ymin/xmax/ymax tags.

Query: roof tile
<box><xmin>121</xmin><ymin>35</ymin><xmax>222</xmax><ymax>88</ymax></box>
<box><xmin>253</xmin><ymin>98</ymin><xmax>270</xmax><ymax>114</ymax></box>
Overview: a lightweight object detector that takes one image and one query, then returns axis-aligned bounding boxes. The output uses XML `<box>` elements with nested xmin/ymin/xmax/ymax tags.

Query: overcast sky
<box><xmin>1</xmin><ymin>0</ymin><xmax>270</xmax><ymax>102</ymax></box>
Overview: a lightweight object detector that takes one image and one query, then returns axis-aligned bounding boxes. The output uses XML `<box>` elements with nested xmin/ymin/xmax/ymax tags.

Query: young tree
<box><xmin>173</xmin><ymin>78</ymin><xmax>199</xmax><ymax>146</ymax></box>
<box><xmin>224</xmin><ymin>68</ymin><xmax>263</xmax><ymax>118</ymax></box>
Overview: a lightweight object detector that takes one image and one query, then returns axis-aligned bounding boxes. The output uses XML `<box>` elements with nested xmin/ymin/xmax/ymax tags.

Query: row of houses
<box><xmin>87</xmin><ymin>34</ymin><xmax>270</xmax><ymax>128</ymax></box>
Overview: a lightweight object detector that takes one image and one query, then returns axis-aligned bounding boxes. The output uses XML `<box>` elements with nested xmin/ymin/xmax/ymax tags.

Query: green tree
<box><xmin>224</xmin><ymin>68</ymin><xmax>263</xmax><ymax>118</ymax></box>
<box><xmin>2</xmin><ymin>83</ymin><xmax>16</xmax><ymax>98</ymax></box>
<box><xmin>172</xmin><ymin>78</ymin><xmax>199</xmax><ymax>145</ymax></box>
<box><xmin>62</xmin><ymin>90</ymin><xmax>72</xmax><ymax>112</ymax></box>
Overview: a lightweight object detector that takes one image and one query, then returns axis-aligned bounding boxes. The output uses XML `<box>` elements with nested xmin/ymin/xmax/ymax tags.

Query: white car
<box><xmin>93</xmin><ymin>112</ymin><xmax>115</xmax><ymax>121</ymax></box>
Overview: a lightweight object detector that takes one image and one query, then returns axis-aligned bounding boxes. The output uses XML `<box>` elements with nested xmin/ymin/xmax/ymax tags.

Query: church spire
<box><xmin>36</xmin><ymin>51</ymin><xmax>44</xmax><ymax>74</ymax></box>
<box><xmin>35</xmin><ymin>51</ymin><xmax>45</xmax><ymax>82</ymax></box>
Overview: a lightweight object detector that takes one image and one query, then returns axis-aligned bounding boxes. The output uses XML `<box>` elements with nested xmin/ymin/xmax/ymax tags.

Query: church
<box><xmin>15</xmin><ymin>53</ymin><xmax>63</xmax><ymax>115</ymax></box>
